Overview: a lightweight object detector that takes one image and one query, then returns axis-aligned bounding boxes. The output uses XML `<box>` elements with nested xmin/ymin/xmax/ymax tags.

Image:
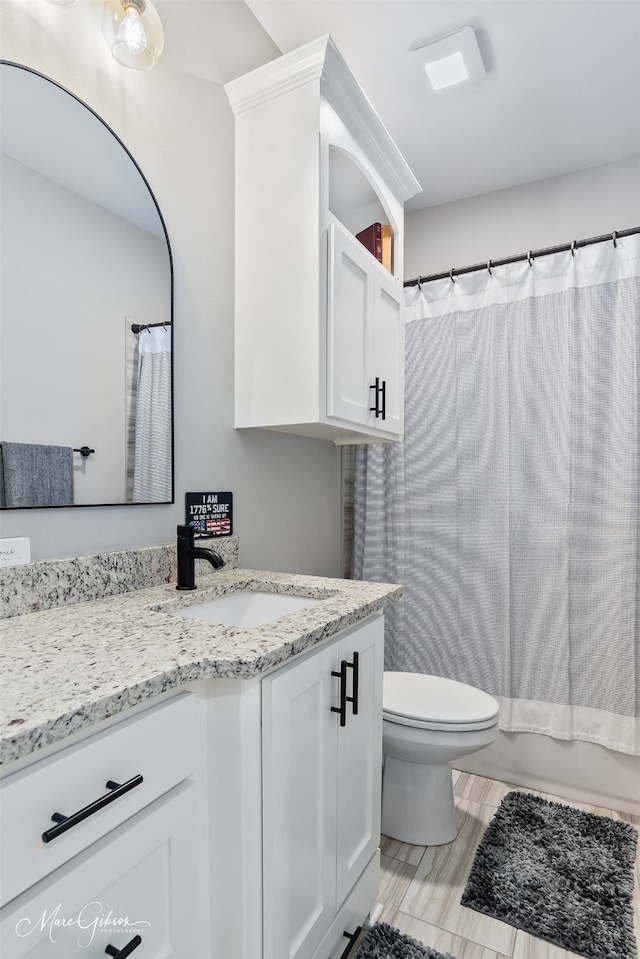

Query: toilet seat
<box><xmin>383</xmin><ymin>672</ymin><xmax>499</xmax><ymax>732</ymax></box>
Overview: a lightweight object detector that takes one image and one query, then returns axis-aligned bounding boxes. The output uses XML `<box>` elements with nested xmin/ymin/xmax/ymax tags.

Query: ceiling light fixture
<box><xmin>416</xmin><ymin>26</ymin><xmax>486</xmax><ymax>91</ymax></box>
<box><xmin>101</xmin><ymin>0</ymin><xmax>164</xmax><ymax>71</ymax></box>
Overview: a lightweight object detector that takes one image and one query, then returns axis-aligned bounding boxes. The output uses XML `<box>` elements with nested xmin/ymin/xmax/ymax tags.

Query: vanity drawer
<box><xmin>0</xmin><ymin>781</ymin><xmax>207</xmax><ymax>958</ymax></box>
<box><xmin>0</xmin><ymin>692</ymin><xmax>199</xmax><ymax>907</ymax></box>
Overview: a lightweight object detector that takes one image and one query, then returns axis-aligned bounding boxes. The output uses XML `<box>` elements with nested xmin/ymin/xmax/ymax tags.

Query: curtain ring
<box><xmin>417</xmin><ymin>276</ymin><xmax>422</xmax><ymax>291</ymax></box>
<box><xmin>612</xmin><ymin>231</ymin><xmax>618</xmax><ymax>248</ymax></box>
<box><xmin>449</xmin><ymin>268</ymin><xmax>456</xmax><ymax>284</ymax></box>
<box><xmin>527</xmin><ymin>250</ymin><xmax>534</xmax><ymax>267</ymax></box>
<box><xmin>487</xmin><ymin>259</ymin><xmax>492</xmax><ymax>275</ymax></box>
<box><xmin>570</xmin><ymin>240</ymin><xmax>576</xmax><ymax>257</ymax></box>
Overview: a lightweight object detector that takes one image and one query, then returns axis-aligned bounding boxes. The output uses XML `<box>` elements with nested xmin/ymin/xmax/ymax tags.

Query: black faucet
<box><xmin>176</xmin><ymin>524</ymin><xmax>225</xmax><ymax>590</ymax></box>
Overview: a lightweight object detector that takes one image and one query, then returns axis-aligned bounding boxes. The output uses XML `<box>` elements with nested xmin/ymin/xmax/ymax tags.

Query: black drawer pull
<box><xmin>105</xmin><ymin>934</ymin><xmax>142</xmax><ymax>957</ymax></box>
<box><xmin>337</xmin><ymin>926</ymin><xmax>363</xmax><ymax>959</ymax></box>
<box><xmin>331</xmin><ymin>660</ymin><xmax>348</xmax><ymax>727</ymax></box>
<box><xmin>42</xmin><ymin>775</ymin><xmax>144</xmax><ymax>843</ymax></box>
<box><xmin>346</xmin><ymin>651</ymin><xmax>359</xmax><ymax>716</ymax></box>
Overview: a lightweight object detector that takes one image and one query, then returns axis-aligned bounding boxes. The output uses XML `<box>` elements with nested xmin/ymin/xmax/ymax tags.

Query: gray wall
<box><xmin>405</xmin><ymin>155</ymin><xmax>640</xmax><ymax>280</ymax></box>
<box><xmin>0</xmin><ymin>0</ymin><xmax>342</xmax><ymax>574</ymax></box>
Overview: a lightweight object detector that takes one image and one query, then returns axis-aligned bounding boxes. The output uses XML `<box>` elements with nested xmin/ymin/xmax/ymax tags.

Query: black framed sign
<box><xmin>185</xmin><ymin>491</ymin><xmax>233</xmax><ymax>538</ymax></box>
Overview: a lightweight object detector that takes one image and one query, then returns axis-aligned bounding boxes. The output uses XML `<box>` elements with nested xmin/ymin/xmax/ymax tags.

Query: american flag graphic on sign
<box><xmin>206</xmin><ymin>517</ymin><xmax>231</xmax><ymax>535</ymax></box>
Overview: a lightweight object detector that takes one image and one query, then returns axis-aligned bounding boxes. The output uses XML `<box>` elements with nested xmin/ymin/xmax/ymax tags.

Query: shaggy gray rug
<box><xmin>461</xmin><ymin>790</ymin><xmax>638</xmax><ymax>959</ymax></box>
<box><xmin>354</xmin><ymin>923</ymin><xmax>454</xmax><ymax>959</ymax></box>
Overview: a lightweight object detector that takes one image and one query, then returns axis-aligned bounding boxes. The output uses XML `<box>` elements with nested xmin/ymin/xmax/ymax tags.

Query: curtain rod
<box><xmin>404</xmin><ymin>226</ymin><xmax>640</xmax><ymax>288</ymax></box>
<box><xmin>131</xmin><ymin>322</ymin><xmax>172</xmax><ymax>333</ymax></box>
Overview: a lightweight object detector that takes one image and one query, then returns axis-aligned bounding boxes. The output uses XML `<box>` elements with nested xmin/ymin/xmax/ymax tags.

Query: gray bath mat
<box><xmin>461</xmin><ymin>790</ymin><xmax>638</xmax><ymax>959</ymax></box>
<box><xmin>354</xmin><ymin>923</ymin><xmax>454</xmax><ymax>959</ymax></box>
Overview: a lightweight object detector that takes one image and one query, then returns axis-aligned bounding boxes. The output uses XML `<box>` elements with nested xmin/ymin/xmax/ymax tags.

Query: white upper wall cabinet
<box><xmin>225</xmin><ymin>36</ymin><xmax>421</xmax><ymax>444</ymax></box>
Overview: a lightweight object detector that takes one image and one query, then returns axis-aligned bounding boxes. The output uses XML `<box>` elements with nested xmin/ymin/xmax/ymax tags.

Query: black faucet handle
<box><xmin>176</xmin><ymin>525</ymin><xmax>196</xmax><ymax>591</ymax></box>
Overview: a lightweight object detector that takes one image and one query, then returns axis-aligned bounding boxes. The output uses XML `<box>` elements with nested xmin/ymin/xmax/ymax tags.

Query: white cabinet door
<box><xmin>327</xmin><ymin>220</ymin><xmax>373</xmax><ymax>427</ymax></box>
<box><xmin>262</xmin><ymin>616</ymin><xmax>384</xmax><ymax>959</ymax></box>
<box><xmin>327</xmin><ymin>221</ymin><xmax>404</xmax><ymax>436</ymax></box>
<box><xmin>262</xmin><ymin>641</ymin><xmax>339</xmax><ymax>959</ymax></box>
<box><xmin>1</xmin><ymin>783</ymin><xmax>206</xmax><ymax>959</ymax></box>
<box><xmin>371</xmin><ymin>271</ymin><xmax>404</xmax><ymax>435</ymax></box>
<box><xmin>335</xmin><ymin>617</ymin><xmax>384</xmax><ymax>906</ymax></box>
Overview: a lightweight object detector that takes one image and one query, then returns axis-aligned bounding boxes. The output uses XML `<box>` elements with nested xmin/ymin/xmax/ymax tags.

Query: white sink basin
<box><xmin>171</xmin><ymin>590</ymin><xmax>322</xmax><ymax>628</ymax></box>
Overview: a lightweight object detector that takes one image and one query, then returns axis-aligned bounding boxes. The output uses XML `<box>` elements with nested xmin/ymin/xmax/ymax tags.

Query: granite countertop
<box><xmin>0</xmin><ymin>568</ymin><xmax>402</xmax><ymax>766</ymax></box>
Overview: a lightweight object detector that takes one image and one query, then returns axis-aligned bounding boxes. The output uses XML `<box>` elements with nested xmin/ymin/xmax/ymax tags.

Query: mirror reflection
<box><xmin>0</xmin><ymin>62</ymin><xmax>173</xmax><ymax>508</ymax></box>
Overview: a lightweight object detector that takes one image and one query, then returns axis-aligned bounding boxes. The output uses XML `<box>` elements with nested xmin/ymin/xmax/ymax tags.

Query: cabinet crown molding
<box><xmin>224</xmin><ymin>35</ymin><xmax>421</xmax><ymax>204</ymax></box>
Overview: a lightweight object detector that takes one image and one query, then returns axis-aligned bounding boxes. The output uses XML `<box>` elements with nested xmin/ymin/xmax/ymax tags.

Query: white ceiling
<box><xmin>245</xmin><ymin>0</ymin><xmax>640</xmax><ymax>211</ymax></box>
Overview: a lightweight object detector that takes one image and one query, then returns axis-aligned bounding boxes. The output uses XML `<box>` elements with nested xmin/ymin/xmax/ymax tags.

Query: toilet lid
<box><xmin>383</xmin><ymin>672</ymin><xmax>499</xmax><ymax>730</ymax></box>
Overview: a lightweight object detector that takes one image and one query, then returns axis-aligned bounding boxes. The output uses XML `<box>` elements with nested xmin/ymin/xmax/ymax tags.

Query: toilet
<box><xmin>382</xmin><ymin>672</ymin><xmax>499</xmax><ymax>846</ymax></box>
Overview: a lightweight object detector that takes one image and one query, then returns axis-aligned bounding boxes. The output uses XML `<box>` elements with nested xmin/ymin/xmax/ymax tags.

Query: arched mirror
<box><xmin>0</xmin><ymin>61</ymin><xmax>173</xmax><ymax>508</ymax></box>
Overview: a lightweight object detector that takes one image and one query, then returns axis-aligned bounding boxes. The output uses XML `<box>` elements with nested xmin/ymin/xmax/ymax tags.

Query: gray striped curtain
<box><xmin>125</xmin><ymin>326</ymin><xmax>139</xmax><ymax>502</ymax></box>
<box><xmin>132</xmin><ymin>326</ymin><xmax>172</xmax><ymax>503</ymax></box>
<box><xmin>353</xmin><ymin>235</ymin><xmax>640</xmax><ymax>755</ymax></box>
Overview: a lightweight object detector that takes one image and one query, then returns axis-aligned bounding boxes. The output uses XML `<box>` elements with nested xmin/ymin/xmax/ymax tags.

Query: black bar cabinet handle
<box><xmin>331</xmin><ymin>661</ymin><xmax>348</xmax><ymax>727</ymax></box>
<box><xmin>105</xmin><ymin>934</ymin><xmax>142</xmax><ymax>957</ymax></box>
<box><xmin>369</xmin><ymin>377</ymin><xmax>381</xmax><ymax>417</ymax></box>
<box><xmin>369</xmin><ymin>378</ymin><xmax>387</xmax><ymax>419</ymax></box>
<box><xmin>335</xmin><ymin>926</ymin><xmax>363</xmax><ymax>959</ymax></box>
<box><xmin>42</xmin><ymin>775</ymin><xmax>144</xmax><ymax>843</ymax></box>
<box><xmin>346</xmin><ymin>651</ymin><xmax>359</xmax><ymax>716</ymax></box>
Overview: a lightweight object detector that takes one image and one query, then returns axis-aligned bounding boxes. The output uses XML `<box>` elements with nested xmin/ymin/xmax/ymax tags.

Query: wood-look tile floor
<box><xmin>378</xmin><ymin>771</ymin><xmax>640</xmax><ymax>959</ymax></box>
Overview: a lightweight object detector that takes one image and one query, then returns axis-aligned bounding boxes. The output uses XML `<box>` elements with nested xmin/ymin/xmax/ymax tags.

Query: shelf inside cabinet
<box><xmin>328</xmin><ymin>146</ymin><xmax>395</xmax><ymax>274</ymax></box>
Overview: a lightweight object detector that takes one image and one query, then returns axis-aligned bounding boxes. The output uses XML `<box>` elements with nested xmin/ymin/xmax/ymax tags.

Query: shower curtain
<box><xmin>353</xmin><ymin>234</ymin><xmax>640</xmax><ymax>755</ymax></box>
<box><xmin>132</xmin><ymin>325</ymin><xmax>172</xmax><ymax>503</ymax></box>
<box><xmin>125</xmin><ymin>325</ymin><xmax>139</xmax><ymax>502</ymax></box>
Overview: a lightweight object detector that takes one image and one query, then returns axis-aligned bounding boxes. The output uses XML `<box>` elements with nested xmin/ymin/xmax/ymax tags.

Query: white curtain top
<box><xmin>407</xmin><ymin>232</ymin><xmax>640</xmax><ymax>319</ymax></box>
<box><xmin>138</xmin><ymin>325</ymin><xmax>172</xmax><ymax>355</ymax></box>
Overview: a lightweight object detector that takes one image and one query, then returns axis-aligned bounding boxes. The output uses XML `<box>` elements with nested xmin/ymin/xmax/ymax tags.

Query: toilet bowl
<box><xmin>382</xmin><ymin>672</ymin><xmax>499</xmax><ymax>846</ymax></box>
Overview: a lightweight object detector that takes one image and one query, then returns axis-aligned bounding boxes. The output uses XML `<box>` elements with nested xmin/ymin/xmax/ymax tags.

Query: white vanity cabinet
<box><xmin>1</xmin><ymin>610</ymin><xmax>388</xmax><ymax>959</ymax></box>
<box><xmin>262</xmin><ymin>615</ymin><xmax>384</xmax><ymax>959</ymax></box>
<box><xmin>0</xmin><ymin>694</ymin><xmax>208</xmax><ymax>959</ymax></box>
<box><xmin>225</xmin><ymin>36</ymin><xmax>420</xmax><ymax>445</ymax></box>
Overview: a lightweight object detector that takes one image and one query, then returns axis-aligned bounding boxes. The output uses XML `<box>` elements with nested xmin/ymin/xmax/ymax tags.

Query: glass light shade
<box><xmin>46</xmin><ymin>0</ymin><xmax>79</xmax><ymax>6</ymax></box>
<box><xmin>101</xmin><ymin>0</ymin><xmax>164</xmax><ymax>71</ymax></box>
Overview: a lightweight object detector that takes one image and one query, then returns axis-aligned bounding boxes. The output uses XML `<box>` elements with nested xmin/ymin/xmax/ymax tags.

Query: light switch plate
<box><xmin>0</xmin><ymin>537</ymin><xmax>30</xmax><ymax>567</ymax></box>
